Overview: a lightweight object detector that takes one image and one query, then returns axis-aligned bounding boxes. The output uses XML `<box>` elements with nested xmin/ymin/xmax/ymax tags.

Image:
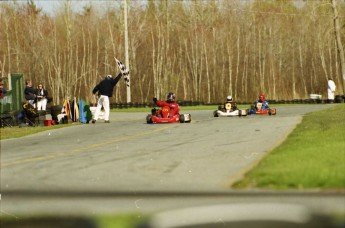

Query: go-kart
<box><xmin>213</xmin><ymin>103</ymin><xmax>248</xmax><ymax>117</ymax></box>
<box><xmin>248</xmin><ymin>103</ymin><xmax>277</xmax><ymax>115</ymax></box>
<box><xmin>146</xmin><ymin>106</ymin><xmax>191</xmax><ymax>124</ymax></box>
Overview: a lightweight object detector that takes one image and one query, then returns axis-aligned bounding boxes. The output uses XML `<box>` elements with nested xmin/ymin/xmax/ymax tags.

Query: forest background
<box><xmin>0</xmin><ymin>0</ymin><xmax>344</xmax><ymax>105</ymax></box>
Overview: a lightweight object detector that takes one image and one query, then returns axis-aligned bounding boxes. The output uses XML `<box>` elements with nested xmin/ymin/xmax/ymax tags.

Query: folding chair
<box><xmin>0</xmin><ymin>114</ymin><xmax>14</xmax><ymax>127</ymax></box>
<box><xmin>22</xmin><ymin>101</ymin><xmax>39</xmax><ymax>126</ymax></box>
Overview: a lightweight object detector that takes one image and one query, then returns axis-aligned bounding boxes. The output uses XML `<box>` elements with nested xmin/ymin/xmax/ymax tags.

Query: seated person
<box><xmin>223</xmin><ymin>95</ymin><xmax>237</xmax><ymax>111</ymax></box>
<box><xmin>153</xmin><ymin>92</ymin><xmax>180</xmax><ymax>117</ymax></box>
<box><xmin>254</xmin><ymin>93</ymin><xmax>269</xmax><ymax>110</ymax></box>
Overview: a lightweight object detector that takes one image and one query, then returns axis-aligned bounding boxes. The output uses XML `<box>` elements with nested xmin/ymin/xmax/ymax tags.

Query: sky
<box><xmin>24</xmin><ymin>0</ymin><xmax>310</xmax><ymax>16</ymax></box>
<box><xmin>13</xmin><ymin>0</ymin><xmax>123</xmax><ymax>16</ymax></box>
<box><xmin>33</xmin><ymin>0</ymin><xmax>107</xmax><ymax>15</ymax></box>
<box><xmin>30</xmin><ymin>0</ymin><xmax>152</xmax><ymax>15</ymax></box>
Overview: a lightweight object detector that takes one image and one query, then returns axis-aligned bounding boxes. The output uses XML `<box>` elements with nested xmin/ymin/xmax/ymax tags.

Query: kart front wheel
<box><xmin>179</xmin><ymin>114</ymin><xmax>185</xmax><ymax>123</ymax></box>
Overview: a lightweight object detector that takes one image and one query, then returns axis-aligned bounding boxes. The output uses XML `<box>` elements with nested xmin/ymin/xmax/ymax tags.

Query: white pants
<box><xmin>37</xmin><ymin>98</ymin><xmax>47</xmax><ymax>111</ymax></box>
<box><xmin>327</xmin><ymin>89</ymin><xmax>335</xmax><ymax>100</ymax></box>
<box><xmin>94</xmin><ymin>95</ymin><xmax>110</xmax><ymax>121</ymax></box>
<box><xmin>28</xmin><ymin>100</ymin><xmax>36</xmax><ymax>108</ymax></box>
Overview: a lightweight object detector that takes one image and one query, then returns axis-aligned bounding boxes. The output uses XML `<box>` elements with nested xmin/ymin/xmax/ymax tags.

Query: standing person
<box><xmin>92</xmin><ymin>73</ymin><xmax>122</xmax><ymax>123</ymax></box>
<box><xmin>327</xmin><ymin>78</ymin><xmax>336</xmax><ymax>103</ymax></box>
<box><xmin>36</xmin><ymin>83</ymin><xmax>48</xmax><ymax>111</ymax></box>
<box><xmin>24</xmin><ymin>80</ymin><xmax>37</xmax><ymax>107</ymax></box>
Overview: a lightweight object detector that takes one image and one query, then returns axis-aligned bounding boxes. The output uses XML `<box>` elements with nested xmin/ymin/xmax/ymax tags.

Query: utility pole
<box><xmin>124</xmin><ymin>0</ymin><xmax>131</xmax><ymax>103</ymax></box>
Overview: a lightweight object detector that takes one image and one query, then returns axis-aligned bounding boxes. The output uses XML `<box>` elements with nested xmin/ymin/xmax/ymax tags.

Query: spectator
<box><xmin>327</xmin><ymin>78</ymin><xmax>336</xmax><ymax>103</ymax></box>
<box><xmin>92</xmin><ymin>73</ymin><xmax>123</xmax><ymax>123</ymax></box>
<box><xmin>0</xmin><ymin>79</ymin><xmax>6</xmax><ymax>99</ymax></box>
<box><xmin>36</xmin><ymin>83</ymin><xmax>49</xmax><ymax>111</ymax></box>
<box><xmin>24</xmin><ymin>80</ymin><xmax>37</xmax><ymax>107</ymax></box>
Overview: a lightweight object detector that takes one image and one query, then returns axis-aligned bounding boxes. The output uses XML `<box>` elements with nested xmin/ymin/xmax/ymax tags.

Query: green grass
<box><xmin>233</xmin><ymin>104</ymin><xmax>345</xmax><ymax>190</ymax></box>
<box><xmin>0</xmin><ymin>123</ymin><xmax>80</xmax><ymax>140</ymax></box>
<box><xmin>110</xmin><ymin>105</ymin><xmax>219</xmax><ymax>112</ymax></box>
<box><xmin>110</xmin><ymin>103</ymin><xmax>310</xmax><ymax>113</ymax></box>
<box><xmin>0</xmin><ymin>214</ymin><xmax>148</xmax><ymax>228</ymax></box>
<box><xmin>95</xmin><ymin>214</ymin><xmax>148</xmax><ymax>228</ymax></box>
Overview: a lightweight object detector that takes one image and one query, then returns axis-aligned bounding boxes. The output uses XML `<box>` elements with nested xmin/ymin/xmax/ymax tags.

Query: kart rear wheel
<box><xmin>270</xmin><ymin>108</ymin><xmax>277</xmax><ymax>115</ymax></box>
<box><xmin>146</xmin><ymin>115</ymin><xmax>153</xmax><ymax>124</ymax></box>
<box><xmin>186</xmin><ymin>114</ymin><xmax>192</xmax><ymax>123</ymax></box>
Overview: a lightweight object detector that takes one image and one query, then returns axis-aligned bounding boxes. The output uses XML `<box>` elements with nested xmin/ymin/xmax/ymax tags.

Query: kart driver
<box><xmin>255</xmin><ymin>93</ymin><xmax>269</xmax><ymax>110</ymax></box>
<box><xmin>153</xmin><ymin>92</ymin><xmax>180</xmax><ymax>117</ymax></box>
<box><xmin>224</xmin><ymin>95</ymin><xmax>237</xmax><ymax>111</ymax></box>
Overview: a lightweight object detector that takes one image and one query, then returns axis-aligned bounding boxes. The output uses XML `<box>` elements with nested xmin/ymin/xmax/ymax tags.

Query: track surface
<box><xmin>1</xmin><ymin>104</ymin><xmax>344</xmax><ymax>217</ymax></box>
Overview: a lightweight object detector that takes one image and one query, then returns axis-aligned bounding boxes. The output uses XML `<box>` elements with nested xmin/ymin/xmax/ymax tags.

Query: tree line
<box><xmin>0</xmin><ymin>0</ymin><xmax>344</xmax><ymax>105</ymax></box>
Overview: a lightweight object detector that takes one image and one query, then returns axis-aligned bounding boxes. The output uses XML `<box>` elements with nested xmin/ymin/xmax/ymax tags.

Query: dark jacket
<box><xmin>25</xmin><ymin>86</ymin><xmax>37</xmax><ymax>101</ymax></box>
<box><xmin>92</xmin><ymin>73</ymin><xmax>122</xmax><ymax>97</ymax></box>
<box><xmin>36</xmin><ymin>88</ymin><xmax>48</xmax><ymax>101</ymax></box>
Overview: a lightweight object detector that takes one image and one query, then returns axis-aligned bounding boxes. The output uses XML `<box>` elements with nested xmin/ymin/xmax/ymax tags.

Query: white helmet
<box><xmin>227</xmin><ymin>95</ymin><xmax>233</xmax><ymax>102</ymax></box>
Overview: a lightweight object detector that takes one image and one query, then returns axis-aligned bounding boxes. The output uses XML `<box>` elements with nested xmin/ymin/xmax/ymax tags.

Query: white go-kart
<box><xmin>213</xmin><ymin>103</ymin><xmax>248</xmax><ymax>117</ymax></box>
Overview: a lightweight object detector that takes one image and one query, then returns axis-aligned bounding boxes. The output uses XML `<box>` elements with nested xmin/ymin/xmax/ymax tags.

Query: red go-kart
<box><xmin>146</xmin><ymin>106</ymin><xmax>191</xmax><ymax>124</ymax></box>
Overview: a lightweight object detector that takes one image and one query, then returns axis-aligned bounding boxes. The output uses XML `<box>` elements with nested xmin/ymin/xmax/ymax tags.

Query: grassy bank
<box><xmin>0</xmin><ymin>123</ymin><xmax>80</xmax><ymax>140</ymax></box>
<box><xmin>233</xmin><ymin>104</ymin><xmax>345</xmax><ymax>189</ymax></box>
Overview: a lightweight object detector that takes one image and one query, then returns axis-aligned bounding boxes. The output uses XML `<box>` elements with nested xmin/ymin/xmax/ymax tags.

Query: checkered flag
<box><xmin>115</xmin><ymin>57</ymin><xmax>130</xmax><ymax>87</ymax></box>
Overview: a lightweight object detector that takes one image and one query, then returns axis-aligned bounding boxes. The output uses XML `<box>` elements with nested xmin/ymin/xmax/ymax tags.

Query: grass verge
<box><xmin>0</xmin><ymin>123</ymin><xmax>80</xmax><ymax>140</ymax></box>
<box><xmin>233</xmin><ymin>104</ymin><xmax>345</xmax><ymax>190</ymax></box>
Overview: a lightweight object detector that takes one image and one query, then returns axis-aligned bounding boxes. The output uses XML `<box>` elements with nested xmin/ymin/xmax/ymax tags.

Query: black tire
<box><xmin>213</xmin><ymin>111</ymin><xmax>219</xmax><ymax>117</ymax></box>
<box><xmin>179</xmin><ymin>114</ymin><xmax>185</xmax><ymax>123</ymax></box>
<box><xmin>146</xmin><ymin>115</ymin><xmax>153</xmax><ymax>124</ymax></box>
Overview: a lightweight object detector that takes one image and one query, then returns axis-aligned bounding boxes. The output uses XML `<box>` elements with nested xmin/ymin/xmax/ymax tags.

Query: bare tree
<box><xmin>332</xmin><ymin>0</ymin><xmax>345</xmax><ymax>93</ymax></box>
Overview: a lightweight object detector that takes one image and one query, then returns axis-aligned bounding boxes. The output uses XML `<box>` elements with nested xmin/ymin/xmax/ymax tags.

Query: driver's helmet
<box><xmin>258</xmin><ymin>93</ymin><xmax>265</xmax><ymax>102</ymax></box>
<box><xmin>167</xmin><ymin>92</ymin><xmax>176</xmax><ymax>102</ymax></box>
<box><xmin>226</xmin><ymin>95</ymin><xmax>233</xmax><ymax>102</ymax></box>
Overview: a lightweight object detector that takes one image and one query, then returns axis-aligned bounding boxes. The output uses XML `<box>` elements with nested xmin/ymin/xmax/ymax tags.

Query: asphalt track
<box><xmin>1</xmin><ymin>104</ymin><xmax>344</xmax><ymax>219</ymax></box>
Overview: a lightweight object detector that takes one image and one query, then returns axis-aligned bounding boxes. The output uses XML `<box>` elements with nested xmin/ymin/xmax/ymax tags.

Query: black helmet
<box><xmin>167</xmin><ymin>92</ymin><xmax>175</xmax><ymax>102</ymax></box>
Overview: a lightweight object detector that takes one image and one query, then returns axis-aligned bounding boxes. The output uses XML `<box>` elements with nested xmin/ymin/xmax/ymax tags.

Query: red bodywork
<box><xmin>147</xmin><ymin>106</ymin><xmax>180</xmax><ymax>123</ymax></box>
<box><xmin>255</xmin><ymin>108</ymin><xmax>277</xmax><ymax>115</ymax></box>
